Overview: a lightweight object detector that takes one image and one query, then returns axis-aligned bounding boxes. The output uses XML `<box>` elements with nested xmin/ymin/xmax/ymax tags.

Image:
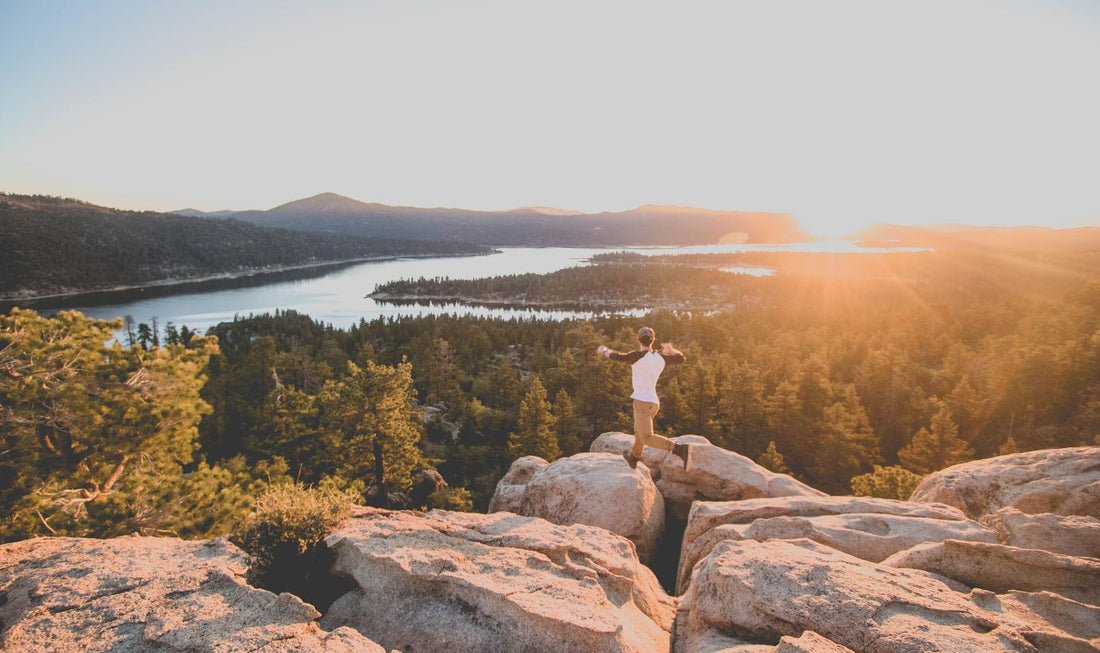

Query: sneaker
<box><xmin>623</xmin><ymin>451</ymin><xmax>639</xmax><ymax>469</ymax></box>
<box><xmin>672</xmin><ymin>442</ymin><xmax>691</xmax><ymax>470</ymax></box>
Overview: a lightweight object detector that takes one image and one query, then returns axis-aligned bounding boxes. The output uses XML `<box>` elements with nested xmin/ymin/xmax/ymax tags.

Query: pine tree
<box><xmin>552</xmin><ymin>389</ymin><xmax>582</xmax><ymax>456</ymax></box>
<box><xmin>509</xmin><ymin>376</ymin><xmax>560</xmax><ymax>461</ymax></box>
<box><xmin>713</xmin><ymin>362</ymin><xmax>769</xmax><ymax>456</ymax></box>
<box><xmin>568</xmin><ymin>323</ymin><xmax>628</xmax><ymax>437</ymax></box>
<box><xmin>0</xmin><ymin>309</ymin><xmax>218</xmax><ymax>539</ymax></box>
<box><xmin>756</xmin><ymin>441</ymin><xmax>790</xmax><ymax>474</ymax></box>
<box><xmin>898</xmin><ymin>399</ymin><xmax>973</xmax><ymax>474</ymax></box>
<box><xmin>318</xmin><ymin>359</ymin><xmax>426</xmax><ymax>501</ymax></box>
<box><xmin>136</xmin><ymin>322</ymin><xmax>153</xmax><ymax>350</ymax></box>
<box><xmin>806</xmin><ymin>385</ymin><xmax>882</xmax><ymax>494</ymax></box>
<box><xmin>765</xmin><ymin>379</ymin><xmax>804</xmax><ymax>462</ymax></box>
<box><xmin>997</xmin><ymin>435</ymin><xmax>1018</xmax><ymax>456</ymax></box>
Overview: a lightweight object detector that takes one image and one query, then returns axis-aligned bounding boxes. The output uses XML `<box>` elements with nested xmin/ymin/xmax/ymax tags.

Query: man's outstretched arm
<box><xmin>597</xmin><ymin>345</ymin><xmax>646</xmax><ymax>364</ymax></box>
<box><xmin>660</xmin><ymin>342</ymin><xmax>686</xmax><ymax>365</ymax></box>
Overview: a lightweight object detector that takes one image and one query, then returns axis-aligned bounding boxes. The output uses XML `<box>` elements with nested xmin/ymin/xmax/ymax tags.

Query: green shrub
<box><xmin>850</xmin><ymin>465</ymin><xmax>925</xmax><ymax>500</ymax></box>
<box><xmin>230</xmin><ymin>482</ymin><xmax>355</xmax><ymax>605</ymax></box>
<box><xmin>426</xmin><ymin>486</ymin><xmax>473</xmax><ymax>512</ymax></box>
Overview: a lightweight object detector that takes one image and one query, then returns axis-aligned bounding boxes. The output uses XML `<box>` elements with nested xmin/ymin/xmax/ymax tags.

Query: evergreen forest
<box><xmin>2</xmin><ymin>230</ymin><xmax>1098</xmax><ymax>542</ymax></box>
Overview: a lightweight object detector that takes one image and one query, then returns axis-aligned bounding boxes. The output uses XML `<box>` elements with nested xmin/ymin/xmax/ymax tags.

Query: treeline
<box><xmin>197</xmin><ymin>250</ymin><xmax>1099</xmax><ymax>506</ymax></box>
<box><xmin>371</xmin><ymin>264</ymin><xmax>766</xmax><ymax>310</ymax></box>
<box><xmin>0</xmin><ymin>194</ymin><xmax>491</xmax><ymax>298</ymax></box>
<box><xmin>4</xmin><ymin>241</ymin><xmax>1097</xmax><ymax>541</ymax></box>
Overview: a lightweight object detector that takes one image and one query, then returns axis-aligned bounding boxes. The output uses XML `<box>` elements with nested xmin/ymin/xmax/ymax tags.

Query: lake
<box><xmin>26</xmin><ymin>242</ymin><xmax>911</xmax><ymax>334</ymax></box>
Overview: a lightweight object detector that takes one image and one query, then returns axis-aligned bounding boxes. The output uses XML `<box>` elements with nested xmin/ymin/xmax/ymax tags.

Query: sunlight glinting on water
<box><xmin>68</xmin><ymin>242</ymin><xmax>899</xmax><ymax>334</ymax></box>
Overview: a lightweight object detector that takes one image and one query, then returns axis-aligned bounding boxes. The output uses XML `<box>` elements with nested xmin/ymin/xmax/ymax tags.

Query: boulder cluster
<box><xmin>1</xmin><ymin>437</ymin><xmax>1097</xmax><ymax>652</ymax></box>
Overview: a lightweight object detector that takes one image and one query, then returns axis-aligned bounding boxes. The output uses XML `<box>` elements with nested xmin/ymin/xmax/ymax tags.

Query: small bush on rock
<box><xmin>427</xmin><ymin>486</ymin><xmax>473</xmax><ymax>511</ymax></box>
<box><xmin>850</xmin><ymin>465</ymin><xmax>925</xmax><ymax>500</ymax></box>
<box><xmin>231</xmin><ymin>482</ymin><xmax>355</xmax><ymax>607</ymax></box>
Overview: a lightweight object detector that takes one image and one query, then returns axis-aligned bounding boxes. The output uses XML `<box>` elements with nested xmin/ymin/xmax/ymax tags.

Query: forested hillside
<box><xmin>3</xmin><ymin>234</ymin><xmax>1097</xmax><ymax>541</ymax></box>
<box><xmin>0</xmin><ymin>194</ymin><xmax>490</xmax><ymax>299</ymax></box>
<box><xmin>197</xmin><ymin>241</ymin><xmax>1099</xmax><ymax>507</ymax></box>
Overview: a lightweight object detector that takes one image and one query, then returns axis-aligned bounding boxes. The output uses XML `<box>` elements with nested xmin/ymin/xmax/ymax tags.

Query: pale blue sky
<box><xmin>2</xmin><ymin>0</ymin><xmax>1098</xmax><ymax>237</ymax></box>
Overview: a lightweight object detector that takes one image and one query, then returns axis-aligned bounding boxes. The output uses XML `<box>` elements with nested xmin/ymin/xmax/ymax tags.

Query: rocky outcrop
<box><xmin>883</xmin><ymin>539</ymin><xmax>1100</xmax><ymax>606</ymax></box>
<box><xmin>488</xmin><ymin>454</ymin><xmax>549</xmax><ymax>513</ymax></box>
<box><xmin>321</xmin><ymin>507</ymin><xmax>676</xmax><ymax>653</ymax></box>
<box><xmin>980</xmin><ymin>507</ymin><xmax>1100</xmax><ymax>558</ymax></box>
<box><xmin>675</xmin><ymin>538</ymin><xmax>1100</xmax><ymax>653</ymax></box>
<box><xmin>8</xmin><ymin>444</ymin><xmax>1098</xmax><ymax>653</ymax></box>
<box><xmin>490</xmin><ymin>452</ymin><xmax>665</xmax><ymax>562</ymax></box>
<box><xmin>0</xmin><ymin>535</ymin><xmax>383</xmax><ymax>653</ymax></box>
<box><xmin>591</xmin><ymin>432</ymin><xmax>826</xmax><ymax>519</ymax></box>
<box><xmin>909</xmin><ymin>447</ymin><xmax>1100</xmax><ymax>519</ymax></box>
<box><xmin>676</xmin><ymin>496</ymin><xmax>990</xmax><ymax>593</ymax></box>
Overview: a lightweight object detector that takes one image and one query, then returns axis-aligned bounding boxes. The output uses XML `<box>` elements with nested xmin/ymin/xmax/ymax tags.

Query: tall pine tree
<box><xmin>509</xmin><ymin>376</ymin><xmax>560</xmax><ymax>461</ymax></box>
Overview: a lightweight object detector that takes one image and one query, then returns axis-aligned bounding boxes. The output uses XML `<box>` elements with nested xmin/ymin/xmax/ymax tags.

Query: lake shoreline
<box><xmin>370</xmin><ymin>292</ymin><xmax>732</xmax><ymax>313</ymax></box>
<box><xmin>1</xmin><ymin>252</ymin><xmax>495</xmax><ymax>311</ymax></box>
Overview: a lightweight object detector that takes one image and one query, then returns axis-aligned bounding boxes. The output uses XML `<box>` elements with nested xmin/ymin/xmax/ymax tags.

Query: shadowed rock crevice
<box><xmin>652</xmin><ymin>510</ymin><xmax>687</xmax><ymax>594</ymax></box>
<box><xmin>243</xmin><ymin>540</ymin><xmax>357</xmax><ymax>614</ymax></box>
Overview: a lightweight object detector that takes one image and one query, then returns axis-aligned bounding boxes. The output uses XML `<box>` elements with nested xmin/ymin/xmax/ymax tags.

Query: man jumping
<box><xmin>598</xmin><ymin>326</ymin><xmax>692</xmax><ymax>470</ymax></box>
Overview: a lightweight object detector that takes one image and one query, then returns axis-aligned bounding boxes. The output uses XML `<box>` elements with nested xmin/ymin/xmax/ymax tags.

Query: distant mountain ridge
<box><xmin>176</xmin><ymin>192</ymin><xmax>811</xmax><ymax>246</ymax></box>
<box><xmin>0</xmin><ymin>194</ymin><xmax>490</xmax><ymax>300</ymax></box>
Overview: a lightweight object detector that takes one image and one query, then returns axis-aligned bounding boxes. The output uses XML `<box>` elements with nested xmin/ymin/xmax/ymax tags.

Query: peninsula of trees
<box><xmin>371</xmin><ymin>264</ymin><xmax>766</xmax><ymax>311</ymax></box>
<box><xmin>0</xmin><ymin>194</ymin><xmax>492</xmax><ymax>301</ymax></box>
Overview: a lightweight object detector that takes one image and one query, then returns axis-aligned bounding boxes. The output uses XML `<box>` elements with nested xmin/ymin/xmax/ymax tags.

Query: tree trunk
<box><xmin>373</xmin><ymin>439</ymin><xmax>387</xmax><ymax>507</ymax></box>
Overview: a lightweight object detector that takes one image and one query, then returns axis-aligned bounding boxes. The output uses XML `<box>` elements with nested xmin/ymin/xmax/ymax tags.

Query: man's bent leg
<box><xmin>633</xmin><ymin>400</ymin><xmax>673</xmax><ymax>457</ymax></box>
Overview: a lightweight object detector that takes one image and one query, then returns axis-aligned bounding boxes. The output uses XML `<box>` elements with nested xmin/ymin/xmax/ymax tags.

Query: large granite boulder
<box><xmin>591</xmin><ymin>432</ymin><xmax>826</xmax><ymax>519</ymax></box>
<box><xmin>909</xmin><ymin>447</ymin><xmax>1100</xmax><ymax>519</ymax></box>
<box><xmin>488</xmin><ymin>454</ymin><xmax>549</xmax><ymax>513</ymax></box>
<box><xmin>676</xmin><ymin>538</ymin><xmax>1100</xmax><ymax>653</ymax></box>
<box><xmin>884</xmin><ymin>539</ymin><xmax>1100</xmax><ymax>606</ymax></box>
<box><xmin>490</xmin><ymin>452</ymin><xmax>665</xmax><ymax>562</ymax></box>
<box><xmin>980</xmin><ymin>507</ymin><xmax>1100</xmax><ymax>558</ymax></box>
<box><xmin>0</xmin><ymin>535</ymin><xmax>382</xmax><ymax>653</ymax></box>
<box><xmin>321</xmin><ymin>507</ymin><xmax>677</xmax><ymax>653</ymax></box>
<box><xmin>677</xmin><ymin>496</ymin><xmax>989</xmax><ymax>593</ymax></box>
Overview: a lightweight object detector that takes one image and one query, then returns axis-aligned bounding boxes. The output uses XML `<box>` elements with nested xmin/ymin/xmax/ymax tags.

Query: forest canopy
<box><xmin>2</xmin><ymin>229</ymin><xmax>1098</xmax><ymax>540</ymax></box>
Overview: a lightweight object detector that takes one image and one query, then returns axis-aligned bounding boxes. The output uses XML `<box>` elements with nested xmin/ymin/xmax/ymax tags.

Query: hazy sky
<box><xmin>2</xmin><ymin>0</ymin><xmax>1098</xmax><ymax>237</ymax></box>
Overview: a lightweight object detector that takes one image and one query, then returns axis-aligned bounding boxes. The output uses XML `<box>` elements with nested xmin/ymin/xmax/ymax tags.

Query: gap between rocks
<box><xmin>652</xmin><ymin>508</ymin><xmax>687</xmax><ymax>595</ymax></box>
<box><xmin>244</xmin><ymin>542</ymin><xmax>356</xmax><ymax>618</ymax></box>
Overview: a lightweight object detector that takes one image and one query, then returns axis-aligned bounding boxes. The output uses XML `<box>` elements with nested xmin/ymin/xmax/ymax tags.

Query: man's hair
<box><xmin>637</xmin><ymin>326</ymin><xmax>655</xmax><ymax>347</ymax></box>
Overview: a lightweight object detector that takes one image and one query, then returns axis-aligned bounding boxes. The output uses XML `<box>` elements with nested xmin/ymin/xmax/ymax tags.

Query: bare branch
<box><xmin>35</xmin><ymin>508</ymin><xmax>58</xmax><ymax>535</ymax></box>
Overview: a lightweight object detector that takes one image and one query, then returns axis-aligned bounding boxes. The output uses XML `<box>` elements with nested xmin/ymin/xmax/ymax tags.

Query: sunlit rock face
<box><xmin>676</xmin><ymin>495</ymin><xmax>997</xmax><ymax>594</ymax></box>
<box><xmin>980</xmin><ymin>507</ymin><xmax>1100</xmax><ymax>558</ymax></box>
<box><xmin>590</xmin><ymin>432</ymin><xmax>826</xmax><ymax>520</ymax></box>
<box><xmin>488</xmin><ymin>454</ymin><xmax>549</xmax><ymax>514</ymax></box>
<box><xmin>0</xmin><ymin>535</ymin><xmax>383</xmax><ymax>653</ymax></box>
<box><xmin>490</xmin><ymin>452</ymin><xmax>665</xmax><ymax>563</ymax></box>
<box><xmin>672</xmin><ymin>447</ymin><xmax>1100</xmax><ymax>652</ymax></box>
<box><xmin>908</xmin><ymin>446</ymin><xmax>1100</xmax><ymax>519</ymax></box>
<box><xmin>321</xmin><ymin>508</ymin><xmax>676</xmax><ymax>653</ymax></box>
<box><xmin>883</xmin><ymin>539</ymin><xmax>1100</xmax><ymax>606</ymax></box>
<box><xmin>674</xmin><ymin>538</ymin><xmax>1100</xmax><ymax>653</ymax></box>
<box><xmin>6</xmin><ymin>443</ymin><xmax>1099</xmax><ymax>653</ymax></box>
